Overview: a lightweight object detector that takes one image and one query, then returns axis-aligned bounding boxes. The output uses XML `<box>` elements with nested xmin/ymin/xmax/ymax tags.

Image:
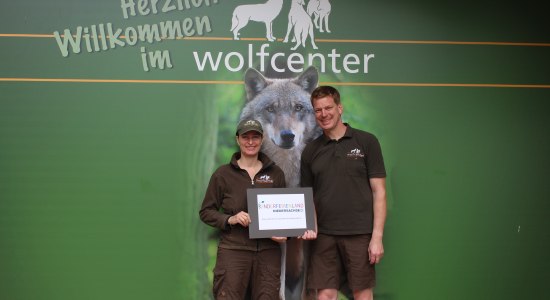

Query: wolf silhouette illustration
<box><xmin>239</xmin><ymin>66</ymin><xmax>321</xmax><ymax>299</ymax></box>
<box><xmin>231</xmin><ymin>0</ymin><xmax>284</xmax><ymax>41</ymax></box>
<box><xmin>307</xmin><ymin>0</ymin><xmax>332</xmax><ymax>33</ymax></box>
<box><xmin>283</xmin><ymin>0</ymin><xmax>318</xmax><ymax>50</ymax></box>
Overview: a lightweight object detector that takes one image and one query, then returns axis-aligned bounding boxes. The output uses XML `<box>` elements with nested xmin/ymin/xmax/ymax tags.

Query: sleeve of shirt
<box><xmin>366</xmin><ymin>135</ymin><xmax>387</xmax><ymax>178</ymax></box>
<box><xmin>199</xmin><ymin>172</ymin><xmax>231</xmax><ymax>231</ymax></box>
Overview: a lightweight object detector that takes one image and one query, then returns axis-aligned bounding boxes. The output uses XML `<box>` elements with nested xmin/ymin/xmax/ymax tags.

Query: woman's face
<box><xmin>237</xmin><ymin>131</ymin><xmax>263</xmax><ymax>157</ymax></box>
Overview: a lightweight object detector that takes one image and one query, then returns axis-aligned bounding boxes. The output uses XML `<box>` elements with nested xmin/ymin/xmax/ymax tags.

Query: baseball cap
<box><xmin>236</xmin><ymin>119</ymin><xmax>263</xmax><ymax>136</ymax></box>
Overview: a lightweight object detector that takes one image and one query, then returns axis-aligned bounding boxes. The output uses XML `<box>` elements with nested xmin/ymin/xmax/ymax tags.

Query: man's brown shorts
<box><xmin>307</xmin><ymin>233</ymin><xmax>376</xmax><ymax>291</ymax></box>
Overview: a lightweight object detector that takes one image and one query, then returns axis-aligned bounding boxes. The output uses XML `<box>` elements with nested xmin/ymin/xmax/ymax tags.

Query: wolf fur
<box><xmin>283</xmin><ymin>0</ymin><xmax>318</xmax><ymax>50</ymax></box>
<box><xmin>239</xmin><ymin>66</ymin><xmax>321</xmax><ymax>299</ymax></box>
<box><xmin>240</xmin><ymin>66</ymin><xmax>320</xmax><ymax>189</ymax></box>
<box><xmin>231</xmin><ymin>0</ymin><xmax>284</xmax><ymax>42</ymax></box>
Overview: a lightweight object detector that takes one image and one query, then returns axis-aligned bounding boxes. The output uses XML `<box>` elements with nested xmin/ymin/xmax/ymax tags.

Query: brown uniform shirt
<box><xmin>300</xmin><ymin>124</ymin><xmax>386</xmax><ymax>235</ymax></box>
<box><xmin>199</xmin><ymin>152</ymin><xmax>286</xmax><ymax>251</ymax></box>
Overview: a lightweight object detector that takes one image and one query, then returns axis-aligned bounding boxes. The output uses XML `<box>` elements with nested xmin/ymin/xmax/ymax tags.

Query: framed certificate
<box><xmin>247</xmin><ymin>187</ymin><xmax>315</xmax><ymax>239</ymax></box>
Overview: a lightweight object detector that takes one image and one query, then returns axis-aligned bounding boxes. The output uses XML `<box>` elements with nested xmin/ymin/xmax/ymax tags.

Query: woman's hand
<box><xmin>228</xmin><ymin>211</ymin><xmax>252</xmax><ymax>227</ymax></box>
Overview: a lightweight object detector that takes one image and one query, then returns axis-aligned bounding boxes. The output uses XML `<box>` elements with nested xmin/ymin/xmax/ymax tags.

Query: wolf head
<box><xmin>239</xmin><ymin>66</ymin><xmax>321</xmax><ymax>187</ymax></box>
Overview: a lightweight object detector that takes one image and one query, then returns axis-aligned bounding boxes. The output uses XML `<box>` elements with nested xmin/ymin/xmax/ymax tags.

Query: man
<box><xmin>301</xmin><ymin>86</ymin><xmax>387</xmax><ymax>300</ymax></box>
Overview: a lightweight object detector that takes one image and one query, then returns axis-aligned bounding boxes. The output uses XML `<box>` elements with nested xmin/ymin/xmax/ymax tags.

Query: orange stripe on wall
<box><xmin>1</xmin><ymin>77</ymin><xmax>549</xmax><ymax>88</ymax></box>
<box><xmin>1</xmin><ymin>33</ymin><xmax>550</xmax><ymax>47</ymax></box>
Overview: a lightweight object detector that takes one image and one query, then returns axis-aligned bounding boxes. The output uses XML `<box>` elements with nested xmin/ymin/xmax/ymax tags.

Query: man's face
<box><xmin>313</xmin><ymin>96</ymin><xmax>343</xmax><ymax>131</ymax></box>
<box><xmin>237</xmin><ymin>131</ymin><xmax>263</xmax><ymax>157</ymax></box>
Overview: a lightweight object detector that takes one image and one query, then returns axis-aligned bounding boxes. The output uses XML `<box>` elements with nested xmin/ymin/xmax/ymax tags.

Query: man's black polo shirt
<box><xmin>300</xmin><ymin>124</ymin><xmax>386</xmax><ymax>235</ymax></box>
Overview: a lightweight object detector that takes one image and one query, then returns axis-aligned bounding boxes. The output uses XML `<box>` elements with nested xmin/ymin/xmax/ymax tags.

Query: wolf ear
<box><xmin>294</xmin><ymin>66</ymin><xmax>319</xmax><ymax>94</ymax></box>
<box><xmin>244</xmin><ymin>68</ymin><xmax>270</xmax><ymax>102</ymax></box>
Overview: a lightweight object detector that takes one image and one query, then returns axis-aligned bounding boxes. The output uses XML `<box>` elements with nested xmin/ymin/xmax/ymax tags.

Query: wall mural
<box><xmin>1</xmin><ymin>1</ymin><xmax>549</xmax><ymax>300</ymax></box>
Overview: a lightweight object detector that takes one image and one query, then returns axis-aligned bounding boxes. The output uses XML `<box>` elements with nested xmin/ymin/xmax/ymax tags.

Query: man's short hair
<box><xmin>311</xmin><ymin>85</ymin><xmax>341</xmax><ymax>106</ymax></box>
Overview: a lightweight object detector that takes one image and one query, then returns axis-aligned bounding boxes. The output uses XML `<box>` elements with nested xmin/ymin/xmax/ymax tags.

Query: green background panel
<box><xmin>1</xmin><ymin>1</ymin><xmax>549</xmax><ymax>300</ymax></box>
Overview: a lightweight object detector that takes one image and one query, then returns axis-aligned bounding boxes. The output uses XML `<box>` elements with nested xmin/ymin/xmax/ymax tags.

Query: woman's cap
<box><xmin>236</xmin><ymin>119</ymin><xmax>263</xmax><ymax>136</ymax></box>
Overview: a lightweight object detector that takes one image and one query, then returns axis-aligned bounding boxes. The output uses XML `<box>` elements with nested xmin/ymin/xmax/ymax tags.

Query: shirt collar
<box><xmin>322</xmin><ymin>123</ymin><xmax>353</xmax><ymax>144</ymax></box>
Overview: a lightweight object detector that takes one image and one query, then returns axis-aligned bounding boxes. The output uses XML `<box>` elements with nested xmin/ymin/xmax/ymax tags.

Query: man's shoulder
<box><xmin>303</xmin><ymin>134</ymin><xmax>326</xmax><ymax>152</ymax></box>
<box><xmin>348</xmin><ymin>126</ymin><xmax>379</xmax><ymax>141</ymax></box>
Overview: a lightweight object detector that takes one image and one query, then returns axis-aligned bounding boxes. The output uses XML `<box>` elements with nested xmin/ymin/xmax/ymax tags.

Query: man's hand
<box><xmin>368</xmin><ymin>237</ymin><xmax>384</xmax><ymax>264</ymax></box>
<box><xmin>297</xmin><ymin>230</ymin><xmax>317</xmax><ymax>240</ymax></box>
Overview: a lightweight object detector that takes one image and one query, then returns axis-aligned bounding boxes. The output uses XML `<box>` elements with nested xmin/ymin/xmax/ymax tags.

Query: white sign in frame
<box><xmin>247</xmin><ymin>187</ymin><xmax>315</xmax><ymax>239</ymax></box>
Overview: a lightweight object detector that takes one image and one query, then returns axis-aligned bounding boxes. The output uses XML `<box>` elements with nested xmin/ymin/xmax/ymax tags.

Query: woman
<box><xmin>199</xmin><ymin>119</ymin><xmax>290</xmax><ymax>299</ymax></box>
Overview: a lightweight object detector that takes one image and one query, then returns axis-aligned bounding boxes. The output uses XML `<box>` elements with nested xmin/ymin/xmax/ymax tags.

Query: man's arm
<box><xmin>368</xmin><ymin>177</ymin><xmax>386</xmax><ymax>264</ymax></box>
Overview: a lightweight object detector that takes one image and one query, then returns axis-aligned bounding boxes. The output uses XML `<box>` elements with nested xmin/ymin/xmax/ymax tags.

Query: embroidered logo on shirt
<box><xmin>256</xmin><ymin>174</ymin><xmax>274</xmax><ymax>184</ymax></box>
<box><xmin>346</xmin><ymin>148</ymin><xmax>365</xmax><ymax>159</ymax></box>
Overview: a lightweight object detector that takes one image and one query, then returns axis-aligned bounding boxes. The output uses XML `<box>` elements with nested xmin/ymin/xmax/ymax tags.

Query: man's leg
<box><xmin>317</xmin><ymin>288</ymin><xmax>338</xmax><ymax>300</ymax></box>
<box><xmin>353</xmin><ymin>288</ymin><xmax>373</xmax><ymax>300</ymax></box>
<box><xmin>307</xmin><ymin>234</ymin><xmax>341</xmax><ymax>300</ymax></box>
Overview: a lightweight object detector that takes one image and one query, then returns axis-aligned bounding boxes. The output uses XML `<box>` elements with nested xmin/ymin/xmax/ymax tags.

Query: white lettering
<box><xmin>137</xmin><ymin>24</ymin><xmax>162</xmax><ymax>43</ymax></box>
<box><xmin>193</xmin><ymin>51</ymin><xmax>223</xmax><ymax>71</ymax></box>
<box><xmin>328</xmin><ymin>48</ymin><xmax>341</xmax><ymax>73</ymax></box>
<box><xmin>270</xmin><ymin>53</ymin><xmax>285</xmax><ymax>73</ymax></box>
<box><xmin>107</xmin><ymin>23</ymin><xmax>125</xmax><ymax>48</ymax></box>
<box><xmin>120</xmin><ymin>0</ymin><xmax>136</xmax><ymax>19</ymax></box>
<box><xmin>308</xmin><ymin>53</ymin><xmax>326</xmax><ymax>73</ymax></box>
<box><xmin>364</xmin><ymin>54</ymin><xmax>375</xmax><ymax>73</ymax></box>
<box><xmin>137</xmin><ymin>0</ymin><xmax>150</xmax><ymax>15</ymax></box>
<box><xmin>122</xmin><ymin>0</ymin><xmax>219</xmax><ymax>18</ymax></box>
<box><xmin>163</xmin><ymin>0</ymin><xmax>176</xmax><ymax>12</ymax></box>
<box><xmin>224</xmin><ymin>52</ymin><xmax>244</xmax><ymax>72</ymax></box>
<box><xmin>192</xmin><ymin>44</ymin><xmax>375</xmax><ymax>74</ymax></box>
<box><xmin>125</xmin><ymin>27</ymin><xmax>138</xmax><ymax>45</ymax></box>
<box><xmin>287</xmin><ymin>53</ymin><xmax>304</xmax><ymax>72</ymax></box>
<box><xmin>53</xmin><ymin>27</ymin><xmax>83</xmax><ymax>57</ymax></box>
<box><xmin>257</xmin><ymin>44</ymin><xmax>270</xmax><ymax>72</ymax></box>
<box><xmin>343</xmin><ymin>54</ymin><xmax>360</xmax><ymax>73</ymax></box>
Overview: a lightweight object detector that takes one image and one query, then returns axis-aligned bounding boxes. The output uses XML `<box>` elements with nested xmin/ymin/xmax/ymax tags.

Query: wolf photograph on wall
<box><xmin>239</xmin><ymin>66</ymin><xmax>320</xmax><ymax>299</ymax></box>
<box><xmin>240</xmin><ymin>66</ymin><xmax>320</xmax><ymax>189</ymax></box>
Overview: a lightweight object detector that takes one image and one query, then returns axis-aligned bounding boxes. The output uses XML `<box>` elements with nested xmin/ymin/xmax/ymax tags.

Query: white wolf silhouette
<box><xmin>307</xmin><ymin>0</ymin><xmax>331</xmax><ymax>33</ymax></box>
<box><xmin>240</xmin><ymin>67</ymin><xmax>321</xmax><ymax>300</ymax></box>
<box><xmin>231</xmin><ymin>0</ymin><xmax>284</xmax><ymax>42</ymax></box>
<box><xmin>283</xmin><ymin>0</ymin><xmax>318</xmax><ymax>50</ymax></box>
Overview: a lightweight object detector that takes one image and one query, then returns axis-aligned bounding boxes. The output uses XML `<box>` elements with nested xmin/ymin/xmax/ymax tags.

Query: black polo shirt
<box><xmin>300</xmin><ymin>124</ymin><xmax>386</xmax><ymax>235</ymax></box>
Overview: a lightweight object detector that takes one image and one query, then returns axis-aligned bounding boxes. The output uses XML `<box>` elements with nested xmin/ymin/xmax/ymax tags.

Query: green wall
<box><xmin>1</xmin><ymin>1</ymin><xmax>549</xmax><ymax>299</ymax></box>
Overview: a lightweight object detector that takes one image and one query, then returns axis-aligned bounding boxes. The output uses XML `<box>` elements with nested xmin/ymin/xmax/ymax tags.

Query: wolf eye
<box><xmin>295</xmin><ymin>104</ymin><xmax>304</xmax><ymax>111</ymax></box>
<box><xmin>267</xmin><ymin>106</ymin><xmax>275</xmax><ymax>112</ymax></box>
